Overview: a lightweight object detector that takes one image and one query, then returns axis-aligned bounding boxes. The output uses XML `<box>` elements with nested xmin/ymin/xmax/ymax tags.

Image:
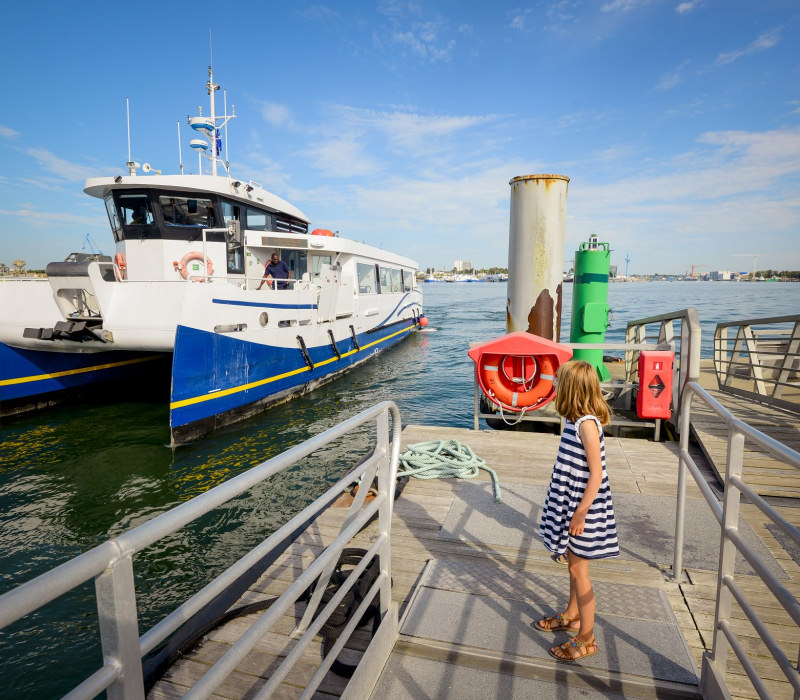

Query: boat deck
<box><xmin>150</xmin><ymin>393</ymin><xmax>800</xmax><ymax>699</ymax></box>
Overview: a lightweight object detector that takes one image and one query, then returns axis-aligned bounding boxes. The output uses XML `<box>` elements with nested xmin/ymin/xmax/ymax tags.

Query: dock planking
<box><xmin>150</xmin><ymin>413</ymin><xmax>800</xmax><ymax>700</ymax></box>
<box><xmin>691</xmin><ymin>360</ymin><xmax>800</xmax><ymax>499</ymax></box>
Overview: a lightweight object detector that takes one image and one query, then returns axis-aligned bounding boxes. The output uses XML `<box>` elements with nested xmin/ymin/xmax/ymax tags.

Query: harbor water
<box><xmin>1</xmin><ymin>280</ymin><xmax>799</xmax><ymax>697</ymax></box>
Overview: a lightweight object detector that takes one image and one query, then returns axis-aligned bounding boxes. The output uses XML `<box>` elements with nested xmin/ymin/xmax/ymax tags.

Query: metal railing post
<box><xmin>673</xmin><ymin>386</ymin><xmax>694</xmax><ymax>578</ymax></box>
<box><xmin>376</xmin><ymin>407</ymin><xmax>394</xmax><ymax>614</ymax></box>
<box><xmin>95</xmin><ymin>554</ymin><xmax>145</xmax><ymax>700</ymax></box>
<box><xmin>710</xmin><ymin>428</ymin><xmax>745</xmax><ymax>676</ymax></box>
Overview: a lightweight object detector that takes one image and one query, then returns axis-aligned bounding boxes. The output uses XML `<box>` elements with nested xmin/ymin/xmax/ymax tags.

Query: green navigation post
<box><xmin>569</xmin><ymin>234</ymin><xmax>611</xmax><ymax>381</ymax></box>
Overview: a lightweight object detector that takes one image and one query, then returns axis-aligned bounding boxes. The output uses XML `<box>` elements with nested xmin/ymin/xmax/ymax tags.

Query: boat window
<box><xmin>379</xmin><ymin>267</ymin><xmax>392</xmax><ymax>294</ymax></box>
<box><xmin>118</xmin><ymin>193</ymin><xmax>155</xmax><ymax>228</ymax></box>
<box><xmin>310</xmin><ymin>254</ymin><xmax>332</xmax><ymax>283</ymax></box>
<box><xmin>391</xmin><ymin>269</ymin><xmax>402</xmax><ymax>293</ymax></box>
<box><xmin>357</xmin><ymin>263</ymin><xmax>377</xmax><ymax>294</ymax></box>
<box><xmin>104</xmin><ymin>195</ymin><xmax>123</xmax><ymax>242</ymax></box>
<box><xmin>403</xmin><ymin>270</ymin><xmax>413</xmax><ymax>292</ymax></box>
<box><xmin>159</xmin><ymin>195</ymin><xmax>215</xmax><ymax>227</ymax></box>
<box><xmin>246</xmin><ymin>208</ymin><xmax>275</xmax><ymax>231</ymax></box>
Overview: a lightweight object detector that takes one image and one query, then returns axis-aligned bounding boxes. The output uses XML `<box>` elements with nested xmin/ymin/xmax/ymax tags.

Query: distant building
<box><xmin>710</xmin><ymin>270</ymin><xmax>733</xmax><ymax>281</ymax></box>
<box><xmin>454</xmin><ymin>260</ymin><xmax>472</xmax><ymax>272</ymax></box>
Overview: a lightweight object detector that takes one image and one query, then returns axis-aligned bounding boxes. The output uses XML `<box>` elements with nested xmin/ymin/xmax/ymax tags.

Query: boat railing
<box><xmin>0</xmin><ymin>401</ymin><xmax>402</xmax><ymax>700</ymax></box>
<box><xmin>674</xmin><ymin>381</ymin><xmax>800</xmax><ymax>698</ymax></box>
<box><xmin>625</xmin><ymin>307</ymin><xmax>702</xmax><ymax>429</ymax></box>
<box><xmin>714</xmin><ymin>314</ymin><xmax>800</xmax><ymax>414</ymax></box>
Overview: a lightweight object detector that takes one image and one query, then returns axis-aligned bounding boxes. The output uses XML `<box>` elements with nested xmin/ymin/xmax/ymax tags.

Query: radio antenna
<box><xmin>126</xmin><ymin>97</ymin><xmax>132</xmax><ymax>163</ymax></box>
<box><xmin>177</xmin><ymin>121</ymin><xmax>184</xmax><ymax>174</ymax></box>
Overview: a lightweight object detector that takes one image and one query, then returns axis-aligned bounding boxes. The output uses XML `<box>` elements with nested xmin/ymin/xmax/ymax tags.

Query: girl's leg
<box><xmin>550</xmin><ymin>551</ymin><xmax>597</xmax><ymax>660</ymax></box>
<box><xmin>568</xmin><ymin>551</ymin><xmax>595</xmax><ymax>642</ymax></box>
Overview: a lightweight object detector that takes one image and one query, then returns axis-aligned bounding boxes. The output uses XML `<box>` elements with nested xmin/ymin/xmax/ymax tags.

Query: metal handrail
<box><xmin>673</xmin><ymin>382</ymin><xmax>800</xmax><ymax>699</ymax></box>
<box><xmin>625</xmin><ymin>308</ymin><xmax>702</xmax><ymax>429</ymax></box>
<box><xmin>714</xmin><ymin>314</ymin><xmax>800</xmax><ymax>414</ymax></box>
<box><xmin>0</xmin><ymin>401</ymin><xmax>402</xmax><ymax>700</ymax></box>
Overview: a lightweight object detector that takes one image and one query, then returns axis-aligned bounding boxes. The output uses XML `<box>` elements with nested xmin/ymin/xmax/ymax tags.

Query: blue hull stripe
<box><xmin>169</xmin><ymin>319</ymin><xmax>418</xmax><ymax>428</ymax></box>
<box><xmin>212</xmin><ymin>298</ymin><xmax>318</xmax><ymax>310</ymax></box>
<box><xmin>0</xmin><ymin>342</ymin><xmax>163</xmax><ymax>401</ymax></box>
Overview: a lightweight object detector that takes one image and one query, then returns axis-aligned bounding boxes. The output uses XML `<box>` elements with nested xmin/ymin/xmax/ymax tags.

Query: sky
<box><xmin>0</xmin><ymin>1</ymin><xmax>798</xmax><ymax>277</ymax></box>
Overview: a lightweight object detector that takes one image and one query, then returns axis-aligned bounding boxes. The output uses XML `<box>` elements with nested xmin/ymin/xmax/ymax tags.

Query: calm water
<box><xmin>1</xmin><ymin>281</ymin><xmax>798</xmax><ymax>696</ymax></box>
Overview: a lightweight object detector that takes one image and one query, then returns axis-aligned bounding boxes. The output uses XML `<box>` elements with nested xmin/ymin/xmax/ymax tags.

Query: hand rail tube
<box><xmin>0</xmin><ymin>400</ymin><xmax>402</xmax><ymax>700</ymax></box>
<box><xmin>673</xmin><ymin>382</ymin><xmax>800</xmax><ymax>698</ymax></box>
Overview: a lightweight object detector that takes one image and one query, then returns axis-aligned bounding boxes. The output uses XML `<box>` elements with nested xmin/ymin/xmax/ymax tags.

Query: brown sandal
<box><xmin>549</xmin><ymin>636</ymin><xmax>598</xmax><ymax>663</ymax></box>
<box><xmin>534</xmin><ymin>612</ymin><xmax>580</xmax><ymax>633</ymax></box>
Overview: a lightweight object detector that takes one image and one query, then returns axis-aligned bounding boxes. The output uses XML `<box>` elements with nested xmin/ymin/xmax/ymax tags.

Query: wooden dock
<box><xmin>149</xmin><ymin>360</ymin><xmax>800</xmax><ymax>699</ymax></box>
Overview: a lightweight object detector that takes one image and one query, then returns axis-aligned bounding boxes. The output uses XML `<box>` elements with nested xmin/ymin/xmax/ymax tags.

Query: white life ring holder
<box><xmin>178</xmin><ymin>251</ymin><xmax>214</xmax><ymax>282</ymax></box>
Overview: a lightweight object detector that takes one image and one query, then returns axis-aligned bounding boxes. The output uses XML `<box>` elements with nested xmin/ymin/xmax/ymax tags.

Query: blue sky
<box><xmin>1</xmin><ymin>0</ymin><xmax>798</xmax><ymax>276</ymax></box>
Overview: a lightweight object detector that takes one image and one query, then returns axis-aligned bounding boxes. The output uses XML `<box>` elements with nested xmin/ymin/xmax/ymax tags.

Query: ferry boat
<box><xmin>0</xmin><ymin>68</ymin><xmax>425</xmax><ymax>445</ymax></box>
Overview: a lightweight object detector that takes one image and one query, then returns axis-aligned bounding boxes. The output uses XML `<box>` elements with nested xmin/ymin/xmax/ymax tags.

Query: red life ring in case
<box><xmin>480</xmin><ymin>353</ymin><xmax>558</xmax><ymax>410</ymax></box>
<box><xmin>467</xmin><ymin>331</ymin><xmax>573</xmax><ymax>412</ymax></box>
<box><xmin>177</xmin><ymin>252</ymin><xmax>214</xmax><ymax>282</ymax></box>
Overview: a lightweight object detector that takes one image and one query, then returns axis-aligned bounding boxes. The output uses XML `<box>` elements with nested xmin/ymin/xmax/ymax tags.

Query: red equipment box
<box><xmin>636</xmin><ymin>350</ymin><xmax>674</xmax><ymax>420</ymax></box>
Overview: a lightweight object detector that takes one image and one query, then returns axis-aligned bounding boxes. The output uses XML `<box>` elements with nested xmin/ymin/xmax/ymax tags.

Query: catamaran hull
<box><xmin>0</xmin><ymin>342</ymin><xmax>169</xmax><ymax>414</ymax></box>
<box><xmin>169</xmin><ymin>317</ymin><xmax>421</xmax><ymax>445</ymax></box>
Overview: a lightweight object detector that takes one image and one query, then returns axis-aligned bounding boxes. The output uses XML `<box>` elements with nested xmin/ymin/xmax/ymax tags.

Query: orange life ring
<box><xmin>177</xmin><ymin>251</ymin><xmax>214</xmax><ymax>282</ymax></box>
<box><xmin>114</xmin><ymin>252</ymin><xmax>127</xmax><ymax>281</ymax></box>
<box><xmin>479</xmin><ymin>353</ymin><xmax>557</xmax><ymax>411</ymax></box>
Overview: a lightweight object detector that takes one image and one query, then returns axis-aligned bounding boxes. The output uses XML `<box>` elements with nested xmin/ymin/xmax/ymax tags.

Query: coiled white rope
<box><xmin>398</xmin><ymin>440</ymin><xmax>501</xmax><ymax>503</ymax></box>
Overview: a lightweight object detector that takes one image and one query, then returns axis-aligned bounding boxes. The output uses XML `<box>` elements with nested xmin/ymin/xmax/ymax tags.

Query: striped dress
<box><xmin>539</xmin><ymin>415</ymin><xmax>620</xmax><ymax>559</ymax></box>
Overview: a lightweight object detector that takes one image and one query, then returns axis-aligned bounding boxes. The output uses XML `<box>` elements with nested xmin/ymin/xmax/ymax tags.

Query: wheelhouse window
<box><xmin>379</xmin><ymin>267</ymin><xmax>392</xmax><ymax>294</ymax></box>
<box><xmin>104</xmin><ymin>195</ymin><xmax>123</xmax><ymax>242</ymax></box>
<box><xmin>159</xmin><ymin>196</ymin><xmax>215</xmax><ymax>227</ymax></box>
<box><xmin>403</xmin><ymin>270</ymin><xmax>413</xmax><ymax>292</ymax></box>
<box><xmin>391</xmin><ymin>268</ymin><xmax>402</xmax><ymax>293</ymax></box>
<box><xmin>118</xmin><ymin>193</ymin><xmax>155</xmax><ymax>228</ymax></box>
<box><xmin>357</xmin><ymin>263</ymin><xmax>377</xmax><ymax>294</ymax></box>
<box><xmin>246</xmin><ymin>208</ymin><xmax>275</xmax><ymax>231</ymax></box>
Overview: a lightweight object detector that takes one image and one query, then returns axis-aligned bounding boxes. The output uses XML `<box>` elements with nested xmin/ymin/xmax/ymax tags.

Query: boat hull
<box><xmin>169</xmin><ymin>317</ymin><xmax>421</xmax><ymax>445</ymax></box>
<box><xmin>0</xmin><ymin>342</ymin><xmax>169</xmax><ymax>415</ymax></box>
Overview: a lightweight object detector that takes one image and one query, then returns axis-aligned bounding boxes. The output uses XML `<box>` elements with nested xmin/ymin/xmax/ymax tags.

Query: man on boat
<box><xmin>258</xmin><ymin>253</ymin><xmax>291</xmax><ymax>290</ymax></box>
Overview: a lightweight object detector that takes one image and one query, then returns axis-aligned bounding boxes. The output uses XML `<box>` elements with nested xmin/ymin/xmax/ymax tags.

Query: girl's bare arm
<box><xmin>569</xmin><ymin>420</ymin><xmax>604</xmax><ymax>535</ymax></box>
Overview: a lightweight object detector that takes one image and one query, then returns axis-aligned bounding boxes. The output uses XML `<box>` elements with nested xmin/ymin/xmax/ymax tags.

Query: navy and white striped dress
<box><xmin>539</xmin><ymin>415</ymin><xmax>620</xmax><ymax>559</ymax></box>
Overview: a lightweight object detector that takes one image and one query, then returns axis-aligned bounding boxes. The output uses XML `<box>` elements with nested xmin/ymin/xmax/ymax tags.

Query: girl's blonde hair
<box><xmin>553</xmin><ymin>360</ymin><xmax>611</xmax><ymax>425</ymax></box>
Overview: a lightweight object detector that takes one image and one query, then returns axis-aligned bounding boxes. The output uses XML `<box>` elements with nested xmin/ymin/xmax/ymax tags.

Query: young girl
<box><xmin>536</xmin><ymin>360</ymin><xmax>619</xmax><ymax>662</ymax></box>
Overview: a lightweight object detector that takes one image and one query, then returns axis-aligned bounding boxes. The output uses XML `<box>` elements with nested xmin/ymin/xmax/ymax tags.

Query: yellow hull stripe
<box><xmin>170</xmin><ymin>324</ymin><xmax>415</xmax><ymax>411</ymax></box>
<box><xmin>0</xmin><ymin>355</ymin><xmax>163</xmax><ymax>387</ymax></box>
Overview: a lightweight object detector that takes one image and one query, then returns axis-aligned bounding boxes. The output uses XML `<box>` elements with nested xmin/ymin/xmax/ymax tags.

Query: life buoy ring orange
<box><xmin>479</xmin><ymin>353</ymin><xmax>557</xmax><ymax>411</ymax></box>
<box><xmin>177</xmin><ymin>251</ymin><xmax>214</xmax><ymax>282</ymax></box>
<box><xmin>114</xmin><ymin>252</ymin><xmax>127</xmax><ymax>281</ymax></box>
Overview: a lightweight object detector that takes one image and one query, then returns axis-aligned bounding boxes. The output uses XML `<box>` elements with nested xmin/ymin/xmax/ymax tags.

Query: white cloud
<box><xmin>302</xmin><ymin>135</ymin><xmax>380</xmax><ymax>177</ymax></box>
<box><xmin>675</xmin><ymin>1</ymin><xmax>699</xmax><ymax>14</ymax></box>
<box><xmin>391</xmin><ymin>21</ymin><xmax>455</xmax><ymax>62</ymax></box>
<box><xmin>0</xmin><ymin>207</ymin><xmax>99</xmax><ymax>227</ymax></box>
<box><xmin>716</xmin><ymin>28</ymin><xmax>782</xmax><ymax>66</ymax></box>
<box><xmin>0</xmin><ymin>124</ymin><xmax>19</xmax><ymax>139</ymax></box>
<box><xmin>602</xmin><ymin>0</ymin><xmax>650</xmax><ymax>12</ymax></box>
<box><xmin>26</xmin><ymin>148</ymin><xmax>97</xmax><ymax>181</ymax></box>
<box><xmin>259</xmin><ymin>102</ymin><xmax>295</xmax><ymax>129</ymax></box>
<box><xmin>655</xmin><ymin>60</ymin><xmax>691</xmax><ymax>91</ymax></box>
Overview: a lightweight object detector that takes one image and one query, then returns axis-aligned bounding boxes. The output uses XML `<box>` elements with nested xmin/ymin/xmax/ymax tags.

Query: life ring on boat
<box><xmin>478</xmin><ymin>353</ymin><xmax>558</xmax><ymax>411</ymax></box>
<box><xmin>177</xmin><ymin>251</ymin><xmax>214</xmax><ymax>282</ymax></box>
<box><xmin>114</xmin><ymin>252</ymin><xmax>127</xmax><ymax>281</ymax></box>
<box><xmin>311</xmin><ymin>228</ymin><xmax>334</xmax><ymax>237</ymax></box>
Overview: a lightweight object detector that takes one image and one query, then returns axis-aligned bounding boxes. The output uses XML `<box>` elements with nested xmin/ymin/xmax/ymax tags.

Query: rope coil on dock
<box><xmin>398</xmin><ymin>440</ymin><xmax>501</xmax><ymax>502</ymax></box>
